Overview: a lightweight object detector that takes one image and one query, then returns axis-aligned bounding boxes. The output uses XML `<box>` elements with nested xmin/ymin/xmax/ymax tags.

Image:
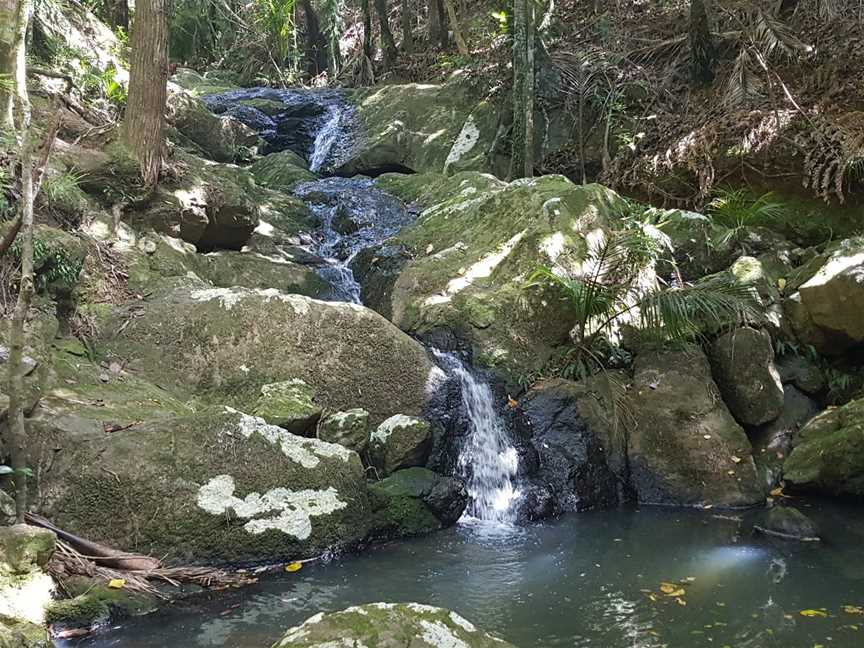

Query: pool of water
<box><xmin>66</xmin><ymin>500</ymin><xmax>864</xmax><ymax>648</ymax></box>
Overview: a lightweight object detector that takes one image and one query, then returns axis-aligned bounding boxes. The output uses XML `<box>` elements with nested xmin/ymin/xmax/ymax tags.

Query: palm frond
<box><xmin>753</xmin><ymin>9</ymin><xmax>811</xmax><ymax>60</ymax></box>
<box><xmin>707</xmin><ymin>188</ymin><xmax>786</xmax><ymax>229</ymax></box>
<box><xmin>723</xmin><ymin>48</ymin><xmax>762</xmax><ymax>108</ymax></box>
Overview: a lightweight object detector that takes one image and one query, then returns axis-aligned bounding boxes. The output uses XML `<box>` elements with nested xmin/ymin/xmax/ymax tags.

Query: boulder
<box><xmin>626</xmin><ymin>346</ymin><xmax>764</xmax><ymax>507</ymax></box>
<box><xmin>339</xmin><ymin>81</ymin><xmax>501</xmax><ymax>176</ymax></box>
<box><xmin>99</xmin><ymin>286</ymin><xmax>435</xmax><ymax>426</ymax></box>
<box><xmin>363</xmin><ymin>172</ymin><xmax>629</xmax><ymax>380</ymax></box>
<box><xmin>754</xmin><ymin>506</ymin><xmax>820</xmax><ymax>542</ymax></box>
<box><xmin>253</xmin><ymin>380</ymin><xmax>322</xmax><ymax>434</ymax></box>
<box><xmin>34</xmin><ymin>408</ymin><xmax>372</xmax><ymax>563</ymax></box>
<box><xmin>783</xmin><ymin>397</ymin><xmax>864</xmax><ymax>496</ymax></box>
<box><xmin>709</xmin><ymin>327</ymin><xmax>784</xmax><ymax>427</ymax></box>
<box><xmin>249</xmin><ymin>150</ymin><xmax>317</xmax><ymax>192</ymax></box>
<box><xmin>370</xmin><ymin>415</ymin><xmax>433</xmax><ymax>476</ymax></box>
<box><xmin>318</xmin><ymin>409</ymin><xmax>370</xmax><ymax>454</ymax></box>
<box><xmin>368</xmin><ymin>467</ymin><xmax>468</xmax><ymax>539</ymax></box>
<box><xmin>0</xmin><ymin>526</ymin><xmax>56</xmax><ymax>628</ymax></box>
<box><xmin>516</xmin><ymin>379</ymin><xmax>623</xmax><ymax>514</ymax></box>
<box><xmin>793</xmin><ymin>238</ymin><xmax>864</xmax><ymax>353</ymax></box>
<box><xmin>0</xmin><ymin>618</ymin><xmax>51</xmax><ymax>648</ymax></box>
<box><xmin>273</xmin><ymin>603</ymin><xmax>516</xmax><ymax>648</ymax></box>
<box><xmin>776</xmin><ymin>354</ymin><xmax>825</xmax><ymax>396</ymax></box>
<box><xmin>196</xmin><ymin>250</ymin><xmax>328</xmax><ymax>296</ymax></box>
<box><xmin>45</xmin><ymin>577</ymin><xmax>157</xmax><ymax>629</ymax></box>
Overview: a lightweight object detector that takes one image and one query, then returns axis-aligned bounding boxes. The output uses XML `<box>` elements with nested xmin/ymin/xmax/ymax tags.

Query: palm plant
<box><xmin>528</xmin><ymin>220</ymin><xmax>759</xmax><ymax>379</ymax></box>
<box><xmin>706</xmin><ymin>188</ymin><xmax>786</xmax><ymax>249</ymax></box>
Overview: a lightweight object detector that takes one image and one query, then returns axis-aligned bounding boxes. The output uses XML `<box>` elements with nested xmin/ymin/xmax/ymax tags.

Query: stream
<box><xmin>58</xmin><ymin>89</ymin><xmax>864</xmax><ymax>647</ymax></box>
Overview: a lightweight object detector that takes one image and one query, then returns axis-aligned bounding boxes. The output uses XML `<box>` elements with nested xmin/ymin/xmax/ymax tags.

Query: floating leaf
<box><xmin>770</xmin><ymin>486</ymin><xmax>784</xmax><ymax>497</ymax></box>
<box><xmin>108</xmin><ymin>578</ymin><xmax>126</xmax><ymax>589</ymax></box>
<box><xmin>659</xmin><ymin>582</ymin><xmax>677</xmax><ymax>594</ymax></box>
<box><xmin>285</xmin><ymin>561</ymin><xmax>303</xmax><ymax>573</ymax></box>
<box><xmin>676</xmin><ymin>597</ymin><xmax>687</xmax><ymax>606</ymax></box>
<box><xmin>667</xmin><ymin>588</ymin><xmax>686</xmax><ymax>597</ymax></box>
<box><xmin>843</xmin><ymin>605</ymin><xmax>864</xmax><ymax>616</ymax></box>
<box><xmin>800</xmin><ymin>609</ymin><xmax>828</xmax><ymax>618</ymax></box>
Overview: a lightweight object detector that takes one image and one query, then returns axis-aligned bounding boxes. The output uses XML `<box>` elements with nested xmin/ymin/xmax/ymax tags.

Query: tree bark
<box><xmin>123</xmin><ymin>0</ymin><xmax>169</xmax><ymax>187</ymax></box>
<box><xmin>0</xmin><ymin>0</ymin><xmax>19</xmax><ymax>129</ymax></box>
<box><xmin>106</xmin><ymin>0</ymin><xmax>130</xmax><ymax>31</ymax></box>
<box><xmin>361</xmin><ymin>0</ymin><xmax>374</xmax><ymax>61</ymax></box>
<box><xmin>5</xmin><ymin>0</ymin><xmax>34</xmax><ymax>525</ymax></box>
<box><xmin>301</xmin><ymin>0</ymin><xmax>329</xmax><ymax>76</ymax></box>
<box><xmin>373</xmin><ymin>0</ymin><xmax>398</xmax><ymax>69</ymax></box>
<box><xmin>689</xmin><ymin>0</ymin><xmax>716</xmax><ymax>84</ymax></box>
<box><xmin>428</xmin><ymin>0</ymin><xmax>448</xmax><ymax>49</ymax></box>
<box><xmin>510</xmin><ymin>0</ymin><xmax>535</xmax><ymax>179</ymax></box>
<box><xmin>443</xmin><ymin>0</ymin><xmax>468</xmax><ymax>56</ymax></box>
<box><xmin>401</xmin><ymin>0</ymin><xmax>414</xmax><ymax>53</ymax></box>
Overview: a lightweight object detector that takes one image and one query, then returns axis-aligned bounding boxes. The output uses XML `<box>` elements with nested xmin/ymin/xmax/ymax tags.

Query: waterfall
<box><xmin>309</xmin><ymin>105</ymin><xmax>342</xmax><ymax>173</ymax></box>
<box><xmin>434</xmin><ymin>351</ymin><xmax>520</xmax><ymax>524</ymax></box>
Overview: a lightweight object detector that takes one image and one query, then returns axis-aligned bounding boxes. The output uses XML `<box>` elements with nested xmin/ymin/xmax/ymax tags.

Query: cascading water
<box><xmin>308</xmin><ymin>105</ymin><xmax>343</xmax><ymax>173</ymax></box>
<box><xmin>434</xmin><ymin>351</ymin><xmax>521</xmax><ymax>524</ymax></box>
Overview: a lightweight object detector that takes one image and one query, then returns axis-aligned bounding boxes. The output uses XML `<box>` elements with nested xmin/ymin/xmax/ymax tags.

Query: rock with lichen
<box><xmin>370</xmin><ymin>415</ymin><xmax>432</xmax><ymax>476</ymax></box>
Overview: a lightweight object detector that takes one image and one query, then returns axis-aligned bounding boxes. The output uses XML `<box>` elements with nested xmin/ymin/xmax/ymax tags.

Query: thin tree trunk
<box><xmin>443</xmin><ymin>0</ymin><xmax>468</xmax><ymax>56</ymax></box>
<box><xmin>0</xmin><ymin>0</ymin><xmax>19</xmax><ymax>129</ymax></box>
<box><xmin>106</xmin><ymin>0</ymin><xmax>130</xmax><ymax>31</ymax></box>
<box><xmin>428</xmin><ymin>0</ymin><xmax>447</xmax><ymax>48</ymax></box>
<box><xmin>6</xmin><ymin>0</ymin><xmax>34</xmax><ymax>525</ymax></box>
<box><xmin>373</xmin><ymin>0</ymin><xmax>398</xmax><ymax>69</ymax></box>
<box><xmin>123</xmin><ymin>0</ymin><xmax>169</xmax><ymax>187</ymax></box>
<box><xmin>689</xmin><ymin>0</ymin><xmax>716</xmax><ymax>84</ymax></box>
<box><xmin>401</xmin><ymin>0</ymin><xmax>414</xmax><ymax>53</ymax></box>
<box><xmin>510</xmin><ymin>0</ymin><xmax>535</xmax><ymax>179</ymax></box>
<box><xmin>301</xmin><ymin>0</ymin><xmax>329</xmax><ymax>76</ymax></box>
<box><xmin>524</xmin><ymin>0</ymin><xmax>535</xmax><ymax>177</ymax></box>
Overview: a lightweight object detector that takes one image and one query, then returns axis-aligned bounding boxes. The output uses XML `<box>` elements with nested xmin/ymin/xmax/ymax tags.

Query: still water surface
<box><xmin>70</xmin><ymin>501</ymin><xmax>864</xmax><ymax>648</ymax></box>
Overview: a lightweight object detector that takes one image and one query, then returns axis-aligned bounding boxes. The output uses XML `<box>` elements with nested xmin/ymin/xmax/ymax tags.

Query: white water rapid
<box><xmin>434</xmin><ymin>351</ymin><xmax>521</xmax><ymax>524</ymax></box>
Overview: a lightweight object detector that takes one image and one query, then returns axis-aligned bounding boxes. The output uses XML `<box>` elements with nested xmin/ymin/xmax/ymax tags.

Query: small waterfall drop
<box><xmin>434</xmin><ymin>351</ymin><xmax>521</xmax><ymax>524</ymax></box>
<box><xmin>309</xmin><ymin>105</ymin><xmax>342</xmax><ymax>173</ymax></box>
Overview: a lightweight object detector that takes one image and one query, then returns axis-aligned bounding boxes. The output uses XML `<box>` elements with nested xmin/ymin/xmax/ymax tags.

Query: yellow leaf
<box><xmin>659</xmin><ymin>582</ymin><xmax>677</xmax><ymax>594</ymax></box>
<box><xmin>285</xmin><ymin>561</ymin><xmax>303</xmax><ymax>573</ymax></box>
<box><xmin>666</xmin><ymin>588</ymin><xmax>686</xmax><ymax>597</ymax></box>
<box><xmin>843</xmin><ymin>605</ymin><xmax>864</xmax><ymax>615</ymax></box>
<box><xmin>676</xmin><ymin>598</ymin><xmax>687</xmax><ymax>606</ymax></box>
<box><xmin>770</xmin><ymin>486</ymin><xmax>784</xmax><ymax>497</ymax></box>
<box><xmin>800</xmin><ymin>609</ymin><xmax>828</xmax><ymax>618</ymax></box>
<box><xmin>108</xmin><ymin>578</ymin><xmax>126</xmax><ymax>589</ymax></box>
<box><xmin>778</xmin><ymin>278</ymin><xmax>787</xmax><ymax>291</ymax></box>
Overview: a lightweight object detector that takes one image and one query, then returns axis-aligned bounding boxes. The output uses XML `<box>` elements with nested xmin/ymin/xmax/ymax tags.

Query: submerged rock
<box><xmin>273</xmin><ymin>603</ymin><xmax>516</xmax><ymax>648</ymax></box>
<box><xmin>35</xmin><ymin>408</ymin><xmax>371</xmax><ymax>563</ymax></box>
<box><xmin>370</xmin><ymin>415</ymin><xmax>433</xmax><ymax>476</ymax></box>
<box><xmin>754</xmin><ymin>506</ymin><xmax>820</xmax><ymax>542</ymax></box>
<box><xmin>784</xmin><ymin>396</ymin><xmax>864</xmax><ymax>496</ymax></box>
<box><xmin>627</xmin><ymin>346</ymin><xmax>764</xmax><ymax>507</ymax></box>
<box><xmin>368</xmin><ymin>467</ymin><xmax>468</xmax><ymax>539</ymax></box>
<box><xmin>709</xmin><ymin>327</ymin><xmax>784</xmax><ymax>427</ymax></box>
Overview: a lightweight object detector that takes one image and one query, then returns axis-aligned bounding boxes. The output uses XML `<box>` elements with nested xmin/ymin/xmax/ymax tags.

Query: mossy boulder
<box><xmin>274</xmin><ymin>603</ymin><xmax>516</xmax><ymax>648</ymax></box>
<box><xmin>368</xmin><ymin>468</ymin><xmax>467</xmax><ymax>540</ymax></box>
<box><xmin>45</xmin><ymin>578</ymin><xmax>157</xmax><ymax>628</ymax></box>
<box><xmin>34</xmin><ymin>408</ymin><xmax>371</xmax><ymax>563</ymax></box>
<box><xmin>318</xmin><ymin>409</ymin><xmax>370</xmax><ymax>454</ymax></box>
<box><xmin>0</xmin><ymin>526</ymin><xmax>56</xmax><ymax>628</ymax></box>
<box><xmin>0</xmin><ymin>616</ymin><xmax>51</xmax><ymax>648</ymax></box>
<box><xmin>364</xmin><ymin>173</ymin><xmax>629</xmax><ymax>379</ymax></box>
<box><xmin>0</xmin><ymin>526</ymin><xmax>55</xmax><ymax>576</ymax></box>
<box><xmin>196</xmin><ymin>250</ymin><xmax>328</xmax><ymax>296</ymax></box>
<box><xmin>709</xmin><ymin>327</ymin><xmax>784</xmax><ymax>427</ymax></box>
<box><xmin>783</xmin><ymin>397</ymin><xmax>864</xmax><ymax>496</ymax></box>
<box><xmin>791</xmin><ymin>237</ymin><xmax>864</xmax><ymax>354</ymax></box>
<box><xmin>370</xmin><ymin>415</ymin><xmax>432</xmax><ymax>476</ymax></box>
<box><xmin>249</xmin><ymin>151</ymin><xmax>318</xmax><ymax>192</ymax></box>
<box><xmin>339</xmin><ymin>79</ymin><xmax>501</xmax><ymax>176</ymax></box>
<box><xmin>99</xmin><ymin>286</ymin><xmax>434</xmax><ymax>426</ymax></box>
<box><xmin>253</xmin><ymin>380</ymin><xmax>322</xmax><ymax>434</ymax></box>
<box><xmin>170</xmin><ymin>68</ymin><xmax>238</xmax><ymax>97</ymax></box>
<box><xmin>626</xmin><ymin>346</ymin><xmax>764</xmax><ymax>507</ymax></box>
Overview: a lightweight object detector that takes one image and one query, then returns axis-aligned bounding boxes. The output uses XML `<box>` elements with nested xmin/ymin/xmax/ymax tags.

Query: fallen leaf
<box><xmin>676</xmin><ymin>598</ymin><xmax>687</xmax><ymax>606</ymax></box>
<box><xmin>108</xmin><ymin>578</ymin><xmax>126</xmax><ymax>589</ymax></box>
<box><xmin>731</xmin><ymin>455</ymin><xmax>742</xmax><ymax>463</ymax></box>
<box><xmin>843</xmin><ymin>605</ymin><xmax>864</xmax><ymax>615</ymax></box>
<box><xmin>770</xmin><ymin>486</ymin><xmax>784</xmax><ymax>497</ymax></box>
<box><xmin>285</xmin><ymin>561</ymin><xmax>303</xmax><ymax>573</ymax></box>
<box><xmin>507</xmin><ymin>396</ymin><xmax>519</xmax><ymax>409</ymax></box>
<box><xmin>800</xmin><ymin>609</ymin><xmax>828</xmax><ymax>618</ymax></box>
<box><xmin>659</xmin><ymin>582</ymin><xmax>677</xmax><ymax>594</ymax></box>
<box><xmin>778</xmin><ymin>278</ymin><xmax>787</xmax><ymax>291</ymax></box>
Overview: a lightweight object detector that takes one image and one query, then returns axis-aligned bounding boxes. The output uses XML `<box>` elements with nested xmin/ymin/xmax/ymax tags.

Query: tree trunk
<box><xmin>401</xmin><ymin>0</ymin><xmax>414</xmax><ymax>53</ymax></box>
<box><xmin>5</xmin><ymin>0</ymin><xmax>34</xmax><ymax>525</ymax></box>
<box><xmin>123</xmin><ymin>0</ymin><xmax>169</xmax><ymax>187</ymax></box>
<box><xmin>0</xmin><ymin>0</ymin><xmax>19</xmax><ymax>129</ymax></box>
<box><xmin>373</xmin><ymin>0</ymin><xmax>398</xmax><ymax>69</ymax></box>
<box><xmin>689</xmin><ymin>0</ymin><xmax>716</xmax><ymax>84</ymax></box>
<box><xmin>510</xmin><ymin>0</ymin><xmax>535</xmax><ymax>179</ymax></box>
<box><xmin>443</xmin><ymin>0</ymin><xmax>468</xmax><ymax>56</ymax></box>
<box><xmin>361</xmin><ymin>0</ymin><xmax>374</xmax><ymax>60</ymax></box>
<box><xmin>301</xmin><ymin>0</ymin><xmax>329</xmax><ymax>76</ymax></box>
<box><xmin>428</xmin><ymin>0</ymin><xmax>448</xmax><ymax>49</ymax></box>
<box><xmin>106</xmin><ymin>0</ymin><xmax>130</xmax><ymax>31</ymax></box>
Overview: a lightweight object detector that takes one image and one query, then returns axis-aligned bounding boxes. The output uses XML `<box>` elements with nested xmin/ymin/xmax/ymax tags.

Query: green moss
<box><xmin>249</xmin><ymin>151</ymin><xmax>317</xmax><ymax>192</ymax></box>
<box><xmin>45</xmin><ymin>583</ymin><xmax>156</xmax><ymax>627</ymax></box>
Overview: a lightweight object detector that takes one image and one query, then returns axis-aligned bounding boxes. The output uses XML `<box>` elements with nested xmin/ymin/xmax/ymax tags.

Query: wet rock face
<box><xmin>273</xmin><ymin>603</ymin><xmax>517</xmax><ymax>648</ymax></box>
<box><xmin>754</xmin><ymin>506</ymin><xmax>820</xmax><ymax>542</ymax></box>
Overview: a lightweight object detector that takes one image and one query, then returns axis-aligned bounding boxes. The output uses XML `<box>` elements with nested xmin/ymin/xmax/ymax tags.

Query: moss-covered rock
<box><xmin>45</xmin><ymin>580</ymin><xmax>157</xmax><ymax>628</ymax></box>
<box><xmin>365</xmin><ymin>172</ymin><xmax>628</xmax><ymax>379</ymax></box>
<box><xmin>253</xmin><ymin>380</ymin><xmax>322</xmax><ymax>434</ymax></box>
<box><xmin>0</xmin><ymin>615</ymin><xmax>51</xmax><ymax>648</ymax></box>
<box><xmin>0</xmin><ymin>526</ymin><xmax>55</xmax><ymax>576</ymax></box>
<box><xmin>170</xmin><ymin>69</ymin><xmax>238</xmax><ymax>97</ymax></box>
<box><xmin>783</xmin><ymin>397</ymin><xmax>864</xmax><ymax>496</ymax></box>
<box><xmin>0</xmin><ymin>526</ymin><xmax>56</xmax><ymax>628</ymax></box>
<box><xmin>196</xmin><ymin>250</ymin><xmax>328</xmax><ymax>296</ymax></box>
<box><xmin>98</xmin><ymin>286</ymin><xmax>434</xmax><ymax>425</ymax></box>
<box><xmin>274</xmin><ymin>603</ymin><xmax>516</xmax><ymax>648</ymax></box>
<box><xmin>709</xmin><ymin>327</ymin><xmax>784</xmax><ymax>427</ymax></box>
<box><xmin>368</xmin><ymin>468</ymin><xmax>467</xmax><ymax>540</ymax></box>
<box><xmin>370</xmin><ymin>415</ymin><xmax>432</xmax><ymax>476</ymax></box>
<box><xmin>34</xmin><ymin>408</ymin><xmax>371</xmax><ymax>563</ymax></box>
<box><xmin>626</xmin><ymin>346</ymin><xmax>764</xmax><ymax>507</ymax></box>
<box><xmin>249</xmin><ymin>151</ymin><xmax>317</xmax><ymax>192</ymax></box>
<box><xmin>339</xmin><ymin>78</ymin><xmax>502</xmax><ymax>176</ymax></box>
<box><xmin>318</xmin><ymin>409</ymin><xmax>370</xmax><ymax>454</ymax></box>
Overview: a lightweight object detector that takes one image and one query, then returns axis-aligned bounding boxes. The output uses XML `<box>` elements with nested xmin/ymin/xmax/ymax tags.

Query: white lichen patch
<box><xmin>407</xmin><ymin>603</ymin><xmax>439</xmax><ymax>614</ymax></box>
<box><xmin>419</xmin><ymin>620</ymin><xmax>472</xmax><ymax>648</ymax></box>
<box><xmin>224</xmin><ymin>407</ymin><xmax>353</xmax><ymax>468</ymax></box>
<box><xmin>539</xmin><ymin>231</ymin><xmax>566</xmax><ymax>263</ymax></box>
<box><xmin>189</xmin><ymin>286</ymin><xmax>315</xmax><ymax>315</ymax></box>
<box><xmin>445</xmin><ymin>115</ymin><xmax>481</xmax><ymax>171</ymax></box>
<box><xmin>197</xmin><ymin>475</ymin><xmax>347</xmax><ymax>539</ymax></box>
<box><xmin>370</xmin><ymin>414</ymin><xmax>421</xmax><ymax>445</ymax></box>
<box><xmin>0</xmin><ymin>572</ymin><xmax>55</xmax><ymax>625</ymax></box>
<box><xmin>449</xmin><ymin>612</ymin><xmax>477</xmax><ymax>633</ymax></box>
